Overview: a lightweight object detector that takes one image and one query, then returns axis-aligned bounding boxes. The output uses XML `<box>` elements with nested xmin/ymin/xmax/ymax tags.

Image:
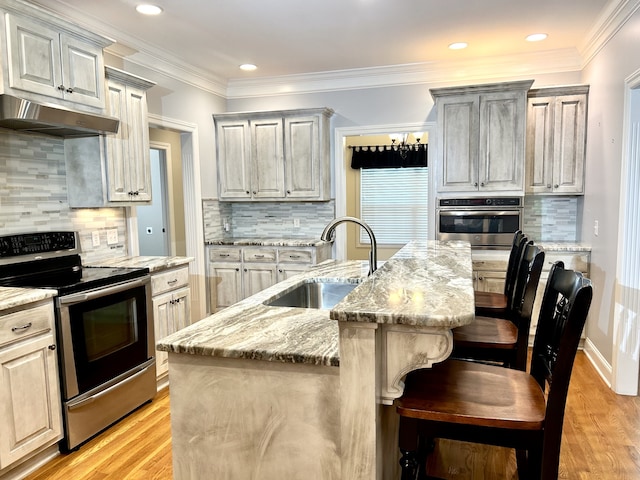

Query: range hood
<box><xmin>0</xmin><ymin>94</ymin><xmax>119</xmax><ymax>137</ymax></box>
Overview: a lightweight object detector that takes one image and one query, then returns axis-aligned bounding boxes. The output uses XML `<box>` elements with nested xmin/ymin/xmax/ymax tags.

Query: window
<box><xmin>359</xmin><ymin>167</ymin><xmax>428</xmax><ymax>245</ymax></box>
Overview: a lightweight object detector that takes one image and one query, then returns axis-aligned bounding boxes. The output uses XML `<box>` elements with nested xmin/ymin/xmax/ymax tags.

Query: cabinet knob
<box><xmin>252</xmin><ymin>191</ymin><xmax>256</xmax><ymax>195</ymax></box>
<box><xmin>554</xmin><ymin>184</ymin><xmax>559</xmax><ymax>188</ymax></box>
<box><xmin>235</xmin><ymin>268</ymin><xmax>240</xmax><ymax>271</ymax></box>
<box><xmin>286</xmin><ymin>190</ymin><xmax>291</xmax><ymax>194</ymax></box>
<box><xmin>66</xmin><ymin>87</ymin><xmax>74</xmax><ymax>93</ymax></box>
<box><xmin>474</xmin><ymin>182</ymin><xmax>478</xmax><ymax>187</ymax></box>
<box><xmin>547</xmin><ymin>184</ymin><xmax>552</xmax><ymax>189</ymax></box>
<box><xmin>57</xmin><ymin>84</ymin><xmax>65</xmax><ymax>91</ymax></box>
<box><xmin>480</xmin><ymin>182</ymin><xmax>485</xmax><ymax>187</ymax></box>
<box><xmin>246</xmin><ymin>191</ymin><xmax>250</xmax><ymax>194</ymax></box>
<box><xmin>48</xmin><ymin>344</ymin><xmax>56</xmax><ymax>351</ymax></box>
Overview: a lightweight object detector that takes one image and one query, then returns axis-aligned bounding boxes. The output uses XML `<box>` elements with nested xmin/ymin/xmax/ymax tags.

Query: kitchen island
<box><xmin>157</xmin><ymin>240</ymin><xmax>474</xmax><ymax>480</ymax></box>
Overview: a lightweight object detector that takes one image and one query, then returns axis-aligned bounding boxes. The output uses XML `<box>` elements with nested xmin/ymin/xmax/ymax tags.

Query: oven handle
<box><xmin>57</xmin><ymin>276</ymin><xmax>149</xmax><ymax>305</ymax></box>
<box><xmin>66</xmin><ymin>361</ymin><xmax>154</xmax><ymax>411</ymax></box>
<box><xmin>437</xmin><ymin>210</ymin><xmax>521</xmax><ymax>217</ymax></box>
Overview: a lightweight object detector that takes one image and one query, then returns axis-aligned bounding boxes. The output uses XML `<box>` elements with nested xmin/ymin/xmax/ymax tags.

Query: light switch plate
<box><xmin>107</xmin><ymin>228</ymin><xmax>119</xmax><ymax>245</ymax></box>
<box><xmin>91</xmin><ymin>231</ymin><xmax>100</xmax><ymax>247</ymax></box>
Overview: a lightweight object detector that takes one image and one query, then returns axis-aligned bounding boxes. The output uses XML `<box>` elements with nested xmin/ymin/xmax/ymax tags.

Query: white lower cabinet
<box><xmin>151</xmin><ymin>266</ymin><xmax>191</xmax><ymax>379</ymax></box>
<box><xmin>207</xmin><ymin>244</ymin><xmax>331</xmax><ymax>313</ymax></box>
<box><xmin>0</xmin><ymin>300</ymin><xmax>62</xmax><ymax>471</ymax></box>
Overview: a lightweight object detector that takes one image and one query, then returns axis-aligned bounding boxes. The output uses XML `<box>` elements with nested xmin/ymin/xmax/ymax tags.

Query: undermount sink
<box><xmin>264</xmin><ymin>280</ymin><xmax>360</xmax><ymax>309</ymax></box>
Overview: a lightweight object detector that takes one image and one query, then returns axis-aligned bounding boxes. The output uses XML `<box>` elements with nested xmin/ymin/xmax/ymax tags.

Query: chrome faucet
<box><xmin>321</xmin><ymin>216</ymin><xmax>378</xmax><ymax>276</ymax></box>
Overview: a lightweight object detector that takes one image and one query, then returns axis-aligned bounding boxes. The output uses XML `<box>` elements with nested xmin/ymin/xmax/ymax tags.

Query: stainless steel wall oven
<box><xmin>436</xmin><ymin>197</ymin><xmax>523</xmax><ymax>249</ymax></box>
<box><xmin>0</xmin><ymin>232</ymin><xmax>156</xmax><ymax>450</ymax></box>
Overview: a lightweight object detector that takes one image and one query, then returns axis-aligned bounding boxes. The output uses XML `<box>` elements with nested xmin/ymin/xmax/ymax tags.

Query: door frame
<box><xmin>612</xmin><ymin>68</ymin><xmax>640</xmax><ymax>395</ymax></box>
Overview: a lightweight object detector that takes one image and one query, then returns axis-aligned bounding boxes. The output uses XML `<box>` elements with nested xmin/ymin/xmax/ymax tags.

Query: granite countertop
<box><xmin>0</xmin><ymin>287</ymin><xmax>57</xmax><ymax>311</ymax></box>
<box><xmin>157</xmin><ymin>240</ymin><xmax>475</xmax><ymax>366</ymax></box>
<box><xmin>88</xmin><ymin>255</ymin><xmax>194</xmax><ymax>273</ymax></box>
<box><xmin>206</xmin><ymin>237</ymin><xmax>329</xmax><ymax>247</ymax></box>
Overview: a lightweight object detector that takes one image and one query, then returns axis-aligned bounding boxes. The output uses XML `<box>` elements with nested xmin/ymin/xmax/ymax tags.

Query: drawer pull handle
<box><xmin>254</xmin><ymin>254</ymin><xmax>265</xmax><ymax>258</ymax></box>
<box><xmin>219</xmin><ymin>253</ymin><xmax>230</xmax><ymax>257</ymax></box>
<box><xmin>167</xmin><ymin>279</ymin><xmax>178</xmax><ymax>285</ymax></box>
<box><xmin>289</xmin><ymin>255</ymin><xmax>301</xmax><ymax>259</ymax></box>
<box><xmin>12</xmin><ymin>322</ymin><xmax>32</xmax><ymax>332</ymax></box>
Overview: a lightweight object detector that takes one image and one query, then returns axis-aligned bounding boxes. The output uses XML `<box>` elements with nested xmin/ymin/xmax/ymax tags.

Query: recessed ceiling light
<box><xmin>136</xmin><ymin>4</ymin><xmax>163</xmax><ymax>15</ymax></box>
<box><xmin>449</xmin><ymin>42</ymin><xmax>468</xmax><ymax>50</ymax></box>
<box><xmin>239</xmin><ymin>64</ymin><xmax>258</xmax><ymax>71</ymax></box>
<box><xmin>526</xmin><ymin>33</ymin><xmax>548</xmax><ymax>42</ymax></box>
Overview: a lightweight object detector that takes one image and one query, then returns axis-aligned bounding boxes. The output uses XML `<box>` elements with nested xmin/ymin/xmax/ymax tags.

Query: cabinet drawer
<box><xmin>209</xmin><ymin>247</ymin><xmax>242</xmax><ymax>262</ymax></box>
<box><xmin>151</xmin><ymin>266</ymin><xmax>190</xmax><ymax>296</ymax></box>
<box><xmin>243</xmin><ymin>248</ymin><xmax>277</xmax><ymax>263</ymax></box>
<box><xmin>0</xmin><ymin>302</ymin><xmax>53</xmax><ymax>349</ymax></box>
<box><xmin>278</xmin><ymin>249</ymin><xmax>313</xmax><ymax>264</ymax></box>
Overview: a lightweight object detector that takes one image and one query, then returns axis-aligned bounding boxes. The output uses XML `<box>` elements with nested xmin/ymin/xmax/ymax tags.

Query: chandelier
<box><xmin>389</xmin><ymin>132</ymin><xmax>425</xmax><ymax>159</ymax></box>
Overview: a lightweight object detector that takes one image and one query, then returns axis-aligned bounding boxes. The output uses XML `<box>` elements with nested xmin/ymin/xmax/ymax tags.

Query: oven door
<box><xmin>437</xmin><ymin>209</ymin><xmax>522</xmax><ymax>248</ymax></box>
<box><xmin>56</xmin><ymin>276</ymin><xmax>154</xmax><ymax>400</ymax></box>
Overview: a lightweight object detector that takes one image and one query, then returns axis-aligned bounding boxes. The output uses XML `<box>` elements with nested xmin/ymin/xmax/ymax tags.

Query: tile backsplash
<box><xmin>522</xmin><ymin>195</ymin><xmax>579</xmax><ymax>242</ymax></box>
<box><xmin>0</xmin><ymin>130</ymin><xmax>128</xmax><ymax>263</ymax></box>
<box><xmin>203</xmin><ymin>199</ymin><xmax>336</xmax><ymax>241</ymax></box>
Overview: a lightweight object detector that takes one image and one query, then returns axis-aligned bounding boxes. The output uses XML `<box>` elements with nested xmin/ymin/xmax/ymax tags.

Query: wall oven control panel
<box><xmin>439</xmin><ymin>197</ymin><xmax>522</xmax><ymax>208</ymax></box>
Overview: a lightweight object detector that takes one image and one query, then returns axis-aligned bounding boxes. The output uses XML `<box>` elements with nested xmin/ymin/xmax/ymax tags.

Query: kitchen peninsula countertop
<box><xmin>0</xmin><ymin>287</ymin><xmax>57</xmax><ymax>311</ymax></box>
<box><xmin>89</xmin><ymin>255</ymin><xmax>193</xmax><ymax>273</ymax></box>
<box><xmin>157</xmin><ymin>240</ymin><xmax>474</xmax><ymax>366</ymax></box>
<box><xmin>205</xmin><ymin>237</ymin><xmax>329</xmax><ymax>247</ymax></box>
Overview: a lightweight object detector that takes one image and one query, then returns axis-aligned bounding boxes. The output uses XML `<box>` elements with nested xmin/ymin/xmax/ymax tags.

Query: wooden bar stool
<box><xmin>474</xmin><ymin>230</ymin><xmax>528</xmax><ymax>318</ymax></box>
<box><xmin>395</xmin><ymin>262</ymin><xmax>593</xmax><ymax>480</ymax></box>
<box><xmin>453</xmin><ymin>243</ymin><xmax>545</xmax><ymax>370</ymax></box>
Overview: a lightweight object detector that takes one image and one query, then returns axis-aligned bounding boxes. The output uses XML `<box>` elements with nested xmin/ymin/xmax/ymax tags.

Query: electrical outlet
<box><xmin>293</xmin><ymin>218</ymin><xmax>300</xmax><ymax>228</ymax></box>
<box><xmin>91</xmin><ymin>231</ymin><xmax>100</xmax><ymax>247</ymax></box>
<box><xmin>223</xmin><ymin>217</ymin><xmax>230</xmax><ymax>232</ymax></box>
<box><xmin>594</xmin><ymin>220</ymin><xmax>599</xmax><ymax>236</ymax></box>
<box><xmin>107</xmin><ymin>228</ymin><xmax>119</xmax><ymax>245</ymax></box>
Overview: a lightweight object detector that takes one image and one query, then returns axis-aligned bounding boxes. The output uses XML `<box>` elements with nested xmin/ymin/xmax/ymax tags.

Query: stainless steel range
<box><xmin>0</xmin><ymin>232</ymin><xmax>156</xmax><ymax>450</ymax></box>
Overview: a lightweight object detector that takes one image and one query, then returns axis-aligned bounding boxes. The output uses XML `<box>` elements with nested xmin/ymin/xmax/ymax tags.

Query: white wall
<box><xmin>580</xmin><ymin>8</ymin><xmax>640</xmax><ymax>365</ymax></box>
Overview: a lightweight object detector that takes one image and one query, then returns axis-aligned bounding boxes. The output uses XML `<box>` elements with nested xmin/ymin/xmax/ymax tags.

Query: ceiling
<box><xmin>31</xmin><ymin>0</ymin><xmax>617</xmax><ymax>92</ymax></box>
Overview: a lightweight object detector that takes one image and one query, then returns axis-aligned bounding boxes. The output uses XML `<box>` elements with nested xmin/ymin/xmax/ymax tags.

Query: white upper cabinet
<box><xmin>214</xmin><ymin>108</ymin><xmax>333</xmax><ymax>202</ymax></box>
<box><xmin>431</xmin><ymin>80</ymin><xmax>533</xmax><ymax>194</ymax></box>
<box><xmin>526</xmin><ymin>85</ymin><xmax>589</xmax><ymax>195</ymax></box>
<box><xmin>1</xmin><ymin>0</ymin><xmax>112</xmax><ymax>111</ymax></box>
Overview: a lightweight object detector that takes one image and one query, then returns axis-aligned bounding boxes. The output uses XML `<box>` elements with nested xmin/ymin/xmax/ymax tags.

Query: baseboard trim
<box><xmin>583</xmin><ymin>337</ymin><xmax>613</xmax><ymax>388</ymax></box>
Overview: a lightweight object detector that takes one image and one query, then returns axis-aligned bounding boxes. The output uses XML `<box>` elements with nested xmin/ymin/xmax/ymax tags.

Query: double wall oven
<box><xmin>436</xmin><ymin>197</ymin><xmax>523</xmax><ymax>249</ymax></box>
<box><xmin>0</xmin><ymin>232</ymin><xmax>156</xmax><ymax>450</ymax></box>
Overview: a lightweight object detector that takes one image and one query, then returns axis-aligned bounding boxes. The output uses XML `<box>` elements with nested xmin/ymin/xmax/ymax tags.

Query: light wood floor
<box><xmin>24</xmin><ymin>352</ymin><xmax>640</xmax><ymax>479</ymax></box>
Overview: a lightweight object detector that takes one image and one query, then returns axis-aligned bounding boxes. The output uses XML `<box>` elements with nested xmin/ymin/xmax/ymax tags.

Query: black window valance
<box><xmin>350</xmin><ymin>145</ymin><xmax>427</xmax><ymax>169</ymax></box>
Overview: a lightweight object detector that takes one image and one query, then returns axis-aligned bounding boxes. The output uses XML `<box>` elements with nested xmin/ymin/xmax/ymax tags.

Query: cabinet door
<box><xmin>104</xmin><ymin>79</ymin><xmax>130</xmax><ymax>201</ymax></box>
<box><xmin>479</xmin><ymin>91</ymin><xmax>525</xmax><ymax>191</ymax></box>
<box><xmin>0</xmin><ymin>335</ymin><xmax>63</xmax><ymax>469</ymax></box>
<box><xmin>551</xmin><ymin>94</ymin><xmax>587</xmax><ymax>194</ymax></box>
<box><xmin>243</xmin><ymin>263</ymin><xmax>277</xmax><ymax>298</ymax></box>
<box><xmin>125</xmin><ymin>84</ymin><xmax>152</xmax><ymax>201</ymax></box>
<box><xmin>526</xmin><ymin>96</ymin><xmax>555</xmax><ymax>193</ymax></box>
<box><xmin>5</xmin><ymin>14</ymin><xmax>63</xmax><ymax>99</ymax></box>
<box><xmin>209</xmin><ymin>263</ymin><xmax>243</xmax><ymax>311</ymax></box>
<box><xmin>284</xmin><ymin>115</ymin><xmax>321</xmax><ymax>199</ymax></box>
<box><xmin>59</xmin><ymin>33</ymin><xmax>104</xmax><ymax>108</ymax></box>
<box><xmin>217</xmin><ymin>120</ymin><xmax>252</xmax><ymax>199</ymax></box>
<box><xmin>152</xmin><ymin>291</ymin><xmax>172</xmax><ymax>378</ymax></box>
<box><xmin>475</xmin><ymin>270</ymin><xmax>506</xmax><ymax>293</ymax></box>
<box><xmin>171</xmin><ymin>287</ymin><xmax>191</xmax><ymax>332</ymax></box>
<box><xmin>277</xmin><ymin>264</ymin><xmax>310</xmax><ymax>282</ymax></box>
<box><xmin>437</xmin><ymin>94</ymin><xmax>480</xmax><ymax>192</ymax></box>
<box><xmin>251</xmin><ymin>118</ymin><xmax>285</xmax><ymax>199</ymax></box>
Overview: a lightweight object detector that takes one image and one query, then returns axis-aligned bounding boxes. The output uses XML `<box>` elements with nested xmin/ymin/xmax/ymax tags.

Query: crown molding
<box><xmin>225</xmin><ymin>49</ymin><xmax>583</xmax><ymax>99</ymax></box>
<box><xmin>580</xmin><ymin>0</ymin><xmax>640</xmax><ymax>67</ymax></box>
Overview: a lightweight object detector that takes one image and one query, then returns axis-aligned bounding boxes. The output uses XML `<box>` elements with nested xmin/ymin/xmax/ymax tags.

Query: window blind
<box><xmin>359</xmin><ymin>167</ymin><xmax>428</xmax><ymax>245</ymax></box>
